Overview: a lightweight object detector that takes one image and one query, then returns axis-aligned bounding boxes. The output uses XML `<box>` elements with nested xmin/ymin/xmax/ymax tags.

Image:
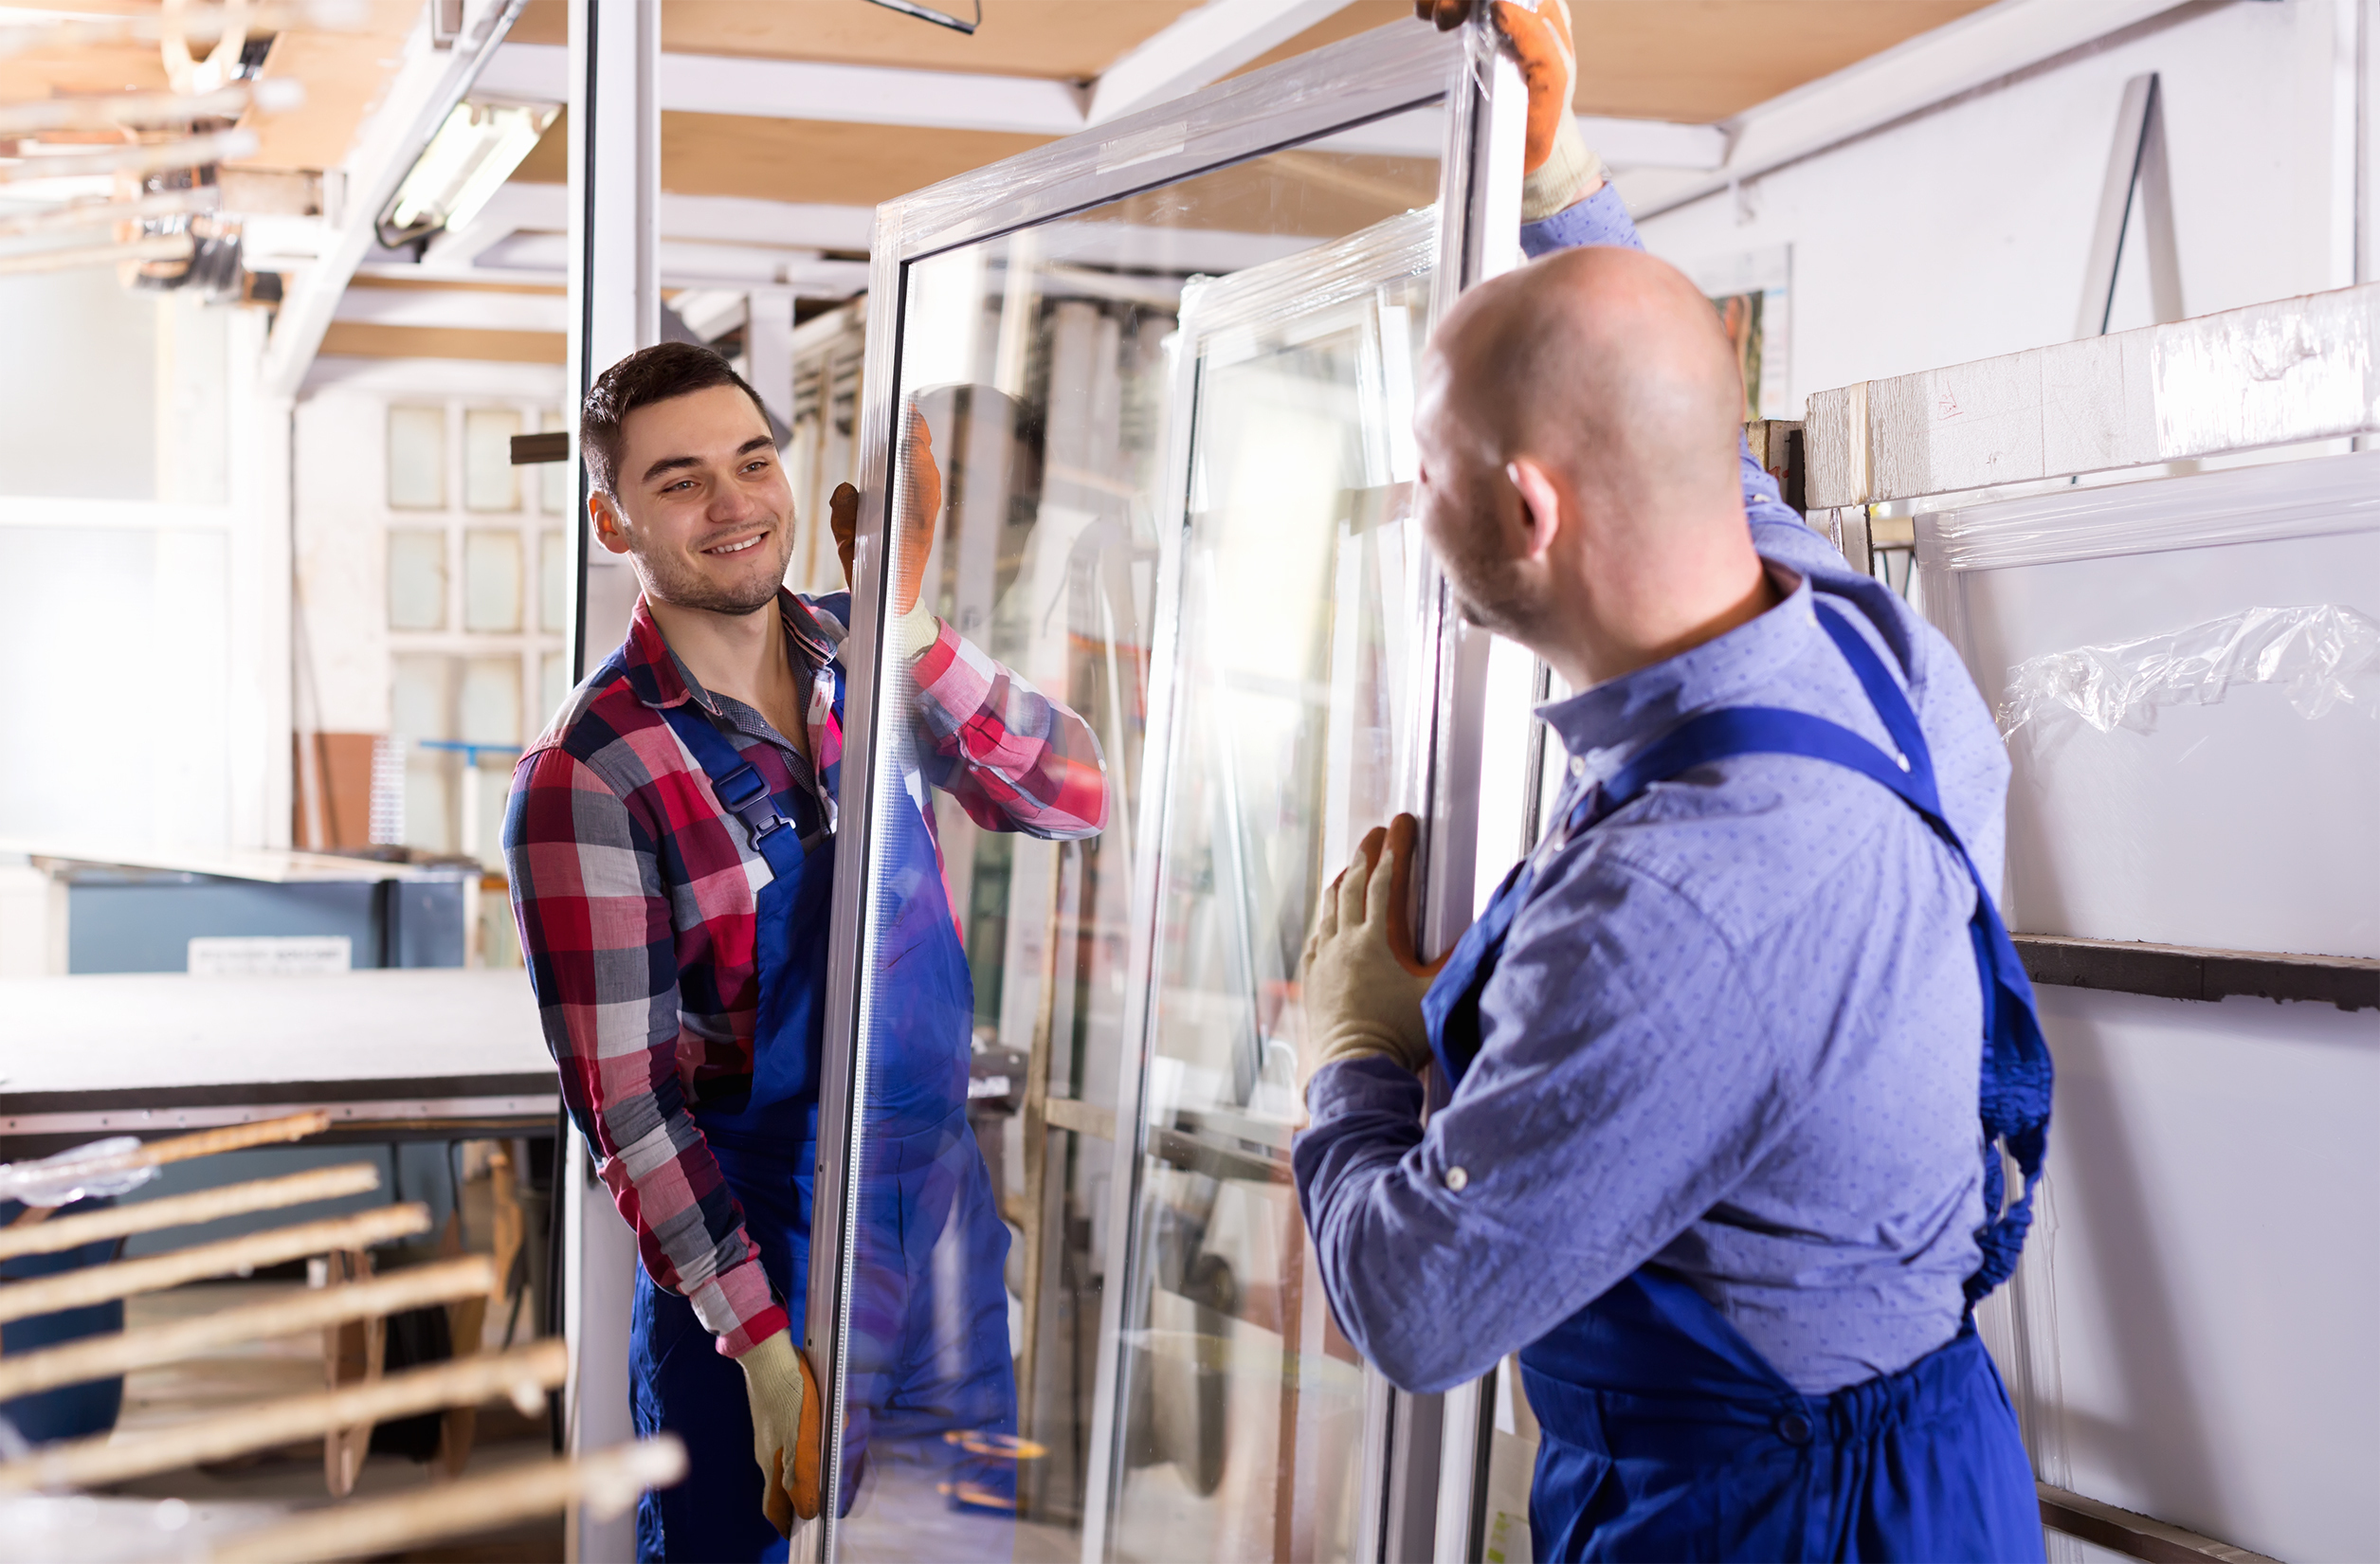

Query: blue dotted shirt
<box><xmin>1292</xmin><ymin>191</ymin><xmax>2011</xmax><ymax>1397</ymax></box>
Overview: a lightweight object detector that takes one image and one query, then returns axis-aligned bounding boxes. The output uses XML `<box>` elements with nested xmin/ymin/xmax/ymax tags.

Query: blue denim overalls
<box><xmin>621</xmin><ymin>628</ymin><xmax>1013</xmax><ymax>1562</ymax></box>
<box><xmin>1422</xmin><ymin>591</ymin><xmax>2052</xmax><ymax>1562</ymax></box>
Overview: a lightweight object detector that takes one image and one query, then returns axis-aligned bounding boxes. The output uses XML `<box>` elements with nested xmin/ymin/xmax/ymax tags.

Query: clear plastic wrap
<box><xmin>1919</xmin><ymin>448</ymin><xmax>2380</xmax><ymax>573</ymax></box>
<box><xmin>0</xmin><ymin>1137</ymin><xmax>158</xmax><ymax>1209</ymax></box>
<box><xmin>1995</xmin><ymin>603</ymin><xmax>2380</xmax><ymax>738</ymax></box>
<box><xmin>1803</xmin><ymin>282</ymin><xmax>2380</xmax><ymax>507</ymax></box>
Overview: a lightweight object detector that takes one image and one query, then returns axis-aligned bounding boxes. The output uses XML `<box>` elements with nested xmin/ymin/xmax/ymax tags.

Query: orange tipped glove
<box><xmin>736</xmin><ymin>1329</ymin><xmax>825</xmax><ymax>1537</ymax></box>
<box><xmin>1298</xmin><ymin>813</ymin><xmax>1447</xmax><ymax>1090</ymax></box>
<box><xmin>1414</xmin><ymin>0</ymin><xmax>1602</xmax><ymax>221</ymax></box>
<box><xmin>828</xmin><ymin>402</ymin><xmax>942</xmax><ymax>657</ymax></box>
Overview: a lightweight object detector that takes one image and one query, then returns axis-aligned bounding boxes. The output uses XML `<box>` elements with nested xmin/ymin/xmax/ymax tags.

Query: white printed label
<box><xmin>188</xmin><ymin>936</ymin><xmax>354</xmax><ymax>976</ymax></box>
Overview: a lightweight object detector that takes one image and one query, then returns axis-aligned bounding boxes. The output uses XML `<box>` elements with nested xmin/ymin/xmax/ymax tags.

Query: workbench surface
<box><xmin>0</xmin><ymin>970</ymin><xmax>558</xmax><ymax>1151</ymax></box>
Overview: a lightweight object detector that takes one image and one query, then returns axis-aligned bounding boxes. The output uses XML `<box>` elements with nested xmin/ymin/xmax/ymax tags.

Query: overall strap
<box><xmin>1590</xmin><ymin>597</ymin><xmax>2051</xmax><ymax>1310</ymax></box>
<box><xmin>661</xmin><ymin>705</ymin><xmax>807</xmax><ymax>882</ymax></box>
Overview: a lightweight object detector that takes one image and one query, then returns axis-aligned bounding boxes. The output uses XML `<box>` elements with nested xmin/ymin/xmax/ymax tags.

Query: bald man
<box><xmin>1291</xmin><ymin>21</ymin><xmax>2051</xmax><ymax>1558</ymax></box>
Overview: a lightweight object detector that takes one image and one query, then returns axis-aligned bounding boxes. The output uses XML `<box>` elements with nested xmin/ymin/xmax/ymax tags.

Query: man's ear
<box><xmin>588</xmin><ymin>490</ymin><xmax>633</xmax><ymax>556</ymax></box>
<box><xmin>1505</xmin><ymin>457</ymin><xmax>1564</xmax><ymax>563</ymax></box>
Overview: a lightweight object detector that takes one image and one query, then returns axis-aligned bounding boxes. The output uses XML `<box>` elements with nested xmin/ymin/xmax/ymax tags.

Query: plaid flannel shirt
<box><xmin>503</xmin><ymin>588</ymin><xmax>1106</xmax><ymax>1357</ymax></box>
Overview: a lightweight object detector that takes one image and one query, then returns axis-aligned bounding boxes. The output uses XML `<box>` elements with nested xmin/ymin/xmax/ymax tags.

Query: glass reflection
<box><xmin>845</xmin><ymin>129</ymin><xmax>1442</xmax><ymax>1564</ymax></box>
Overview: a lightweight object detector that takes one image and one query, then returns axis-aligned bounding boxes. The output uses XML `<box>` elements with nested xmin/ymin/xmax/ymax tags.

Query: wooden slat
<box><xmin>0</xmin><ymin>1203</ymin><xmax>429</xmax><ymax>1323</ymax></box>
<box><xmin>2039</xmin><ymin>1483</ymin><xmax>2283</xmax><ymax>1564</ymax></box>
<box><xmin>1042</xmin><ymin>1096</ymin><xmax>1115</xmax><ymax>1141</ymax></box>
<box><xmin>6</xmin><ymin>1111</ymin><xmax>335</xmax><ymax>1225</ymax></box>
<box><xmin>0</xmin><ymin>1338</ymin><xmax>562</xmax><ymax>1491</ymax></box>
<box><xmin>211</xmin><ymin>1437</ymin><xmax>690</xmax><ymax>1564</ymax></box>
<box><xmin>0</xmin><ymin>1253</ymin><xmax>493</xmax><ymax>1402</ymax></box>
<box><xmin>318</xmin><ymin>322</ymin><xmax>567</xmax><ymax>365</ymax></box>
<box><xmin>0</xmin><ymin>1163</ymin><xmax>382</xmax><ymax>1264</ymax></box>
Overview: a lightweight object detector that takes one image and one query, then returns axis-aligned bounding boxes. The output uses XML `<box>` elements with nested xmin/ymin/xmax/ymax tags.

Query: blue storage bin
<box><xmin>0</xmin><ymin>1195</ymin><xmax>125</xmax><ymax>1445</ymax></box>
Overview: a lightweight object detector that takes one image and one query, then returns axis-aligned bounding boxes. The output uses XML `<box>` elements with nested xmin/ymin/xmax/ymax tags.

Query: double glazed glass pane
<box><xmin>842</xmin><ymin>124</ymin><xmax>1444</xmax><ymax>1564</ymax></box>
<box><xmin>1116</xmin><ymin>214</ymin><xmax>1436</xmax><ymax>1564</ymax></box>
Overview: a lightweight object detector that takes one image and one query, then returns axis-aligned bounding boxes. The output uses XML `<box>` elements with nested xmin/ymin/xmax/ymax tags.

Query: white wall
<box><xmin>0</xmin><ymin>264</ymin><xmax>159</xmax><ymax>501</ymax></box>
<box><xmin>0</xmin><ymin>300</ymin><xmax>285</xmax><ymax>855</ymax></box>
<box><xmin>1633</xmin><ymin>0</ymin><xmax>2369</xmax><ymax>410</ymax></box>
<box><xmin>1628</xmin><ymin>7</ymin><xmax>2380</xmax><ymax>1558</ymax></box>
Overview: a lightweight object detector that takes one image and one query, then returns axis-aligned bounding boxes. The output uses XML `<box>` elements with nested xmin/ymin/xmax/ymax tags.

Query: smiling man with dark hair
<box><xmin>503</xmin><ymin>342</ymin><xmax>1107</xmax><ymax>1560</ymax></box>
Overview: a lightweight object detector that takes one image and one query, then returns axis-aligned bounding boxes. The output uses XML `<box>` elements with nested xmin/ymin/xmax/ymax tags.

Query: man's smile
<box><xmin>702</xmin><ymin>529</ymin><xmax>769</xmax><ymax>557</ymax></box>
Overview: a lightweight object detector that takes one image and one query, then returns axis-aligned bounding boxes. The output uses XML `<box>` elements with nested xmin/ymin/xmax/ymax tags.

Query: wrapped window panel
<box><xmin>1918</xmin><ymin>449</ymin><xmax>2380</xmax><ymax>958</ymax></box>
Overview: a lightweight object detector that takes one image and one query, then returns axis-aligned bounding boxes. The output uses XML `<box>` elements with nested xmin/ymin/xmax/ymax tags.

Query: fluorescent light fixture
<box><xmin>377</xmin><ymin>100</ymin><xmax>554</xmax><ymax>247</ymax></box>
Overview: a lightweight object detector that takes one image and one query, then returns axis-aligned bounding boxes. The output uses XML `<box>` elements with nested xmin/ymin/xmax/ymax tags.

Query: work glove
<box><xmin>735</xmin><ymin>1327</ymin><xmax>825</xmax><ymax>1536</ymax></box>
<box><xmin>1298</xmin><ymin>813</ymin><xmax>1444</xmax><ymax>1090</ymax></box>
<box><xmin>829</xmin><ymin>402</ymin><xmax>942</xmax><ymax>658</ymax></box>
<box><xmin>1415</xmin><ymin>0</ymin><xmax>1603</xmax><ymax>221</ymax></box>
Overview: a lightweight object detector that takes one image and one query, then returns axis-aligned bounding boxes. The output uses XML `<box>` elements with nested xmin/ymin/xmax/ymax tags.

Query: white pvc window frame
<box><xmin>809</xmin><ymin>19</ymin><xmax>1524</xmax><ymax>1562</ymax></box>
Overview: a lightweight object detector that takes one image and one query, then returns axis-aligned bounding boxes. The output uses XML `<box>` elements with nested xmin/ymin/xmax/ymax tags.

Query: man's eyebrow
<box><xmin>639</xmin><ymin>435</ymin><xmax>772</xmax><ymax>484</ymax></box>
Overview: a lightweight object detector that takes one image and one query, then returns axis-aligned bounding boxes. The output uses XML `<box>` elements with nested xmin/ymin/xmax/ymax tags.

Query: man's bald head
<box><xmin>1412</xmin><ymin>245</ymin><xmax>1773</xmax><ymax>688</ymax></box>
<box><xmin>1427</xmin><ymin>245</ymin><xmax>1745</xmax><ymax>510</ymax></box>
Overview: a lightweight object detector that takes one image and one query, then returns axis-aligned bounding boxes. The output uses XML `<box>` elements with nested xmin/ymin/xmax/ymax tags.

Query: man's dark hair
<box><xmin>580</xmin><ymin>341</ymin><xmax>772</xmax><ymax>496</ymax></box>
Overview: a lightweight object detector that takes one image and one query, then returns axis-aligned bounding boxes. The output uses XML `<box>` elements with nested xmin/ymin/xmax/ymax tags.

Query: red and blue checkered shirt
<box><xmin>503</xmin><ymin>589</ymin><xmax>1106</xmax><ymax>1356</ymax></box>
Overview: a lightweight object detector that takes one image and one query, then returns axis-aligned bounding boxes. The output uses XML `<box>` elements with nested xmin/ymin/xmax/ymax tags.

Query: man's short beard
<box><xmin>629</xmin><ymin>525</ymin><xmax>795</xmax><ymax>616</ymax></box>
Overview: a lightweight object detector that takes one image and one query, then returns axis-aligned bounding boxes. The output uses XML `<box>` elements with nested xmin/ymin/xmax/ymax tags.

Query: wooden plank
<box><xmin>5</xmin><ymin>1112</ymin><xmax>335</xmax><ymax>1214</ymax></box>
<box><xmin>0</xmin><ymin>1204</ymin><xmax>430</xmax><ymax>1323</ymax></box>
<box><xmin>0</xmin><ymin>1253</ymin><xmax>493</xmax><ymax>1402</ymax></box>
<box><xmin>211</xmin><ymin>1437</ymin><xmax>689</xmax><ymax>1564</ymax></box>
<box><xmin>2039</xmin><ymin>1482</ymin><xmax>2284</xmax><ymax>1564</ymax></box>
<box><xmin>1042</xmin><ymin>1096</ymin><xmax>1115</xmax><ymax>1141</ymax></box>
<box><xmin>318</xmin><ymin>322</ymin><xmax>568</xmax><ymax>364</ymax></box>
<box><xmin>2014</xmin><ymin>934</ymin><xmax>2380</xmax><ymax>1012</ymax></box>
<box><xmin>0</xmin><ymin>1163</ymin><xmax>381</xmax><ymax>1263</ymax></box>
<box><xmin>0</xmin><ymin>1338</ymin><xmax>562</xmax><ymax>1491</ymax></box>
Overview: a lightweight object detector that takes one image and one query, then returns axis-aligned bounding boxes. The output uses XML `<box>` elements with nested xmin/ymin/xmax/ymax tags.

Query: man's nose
<box><xmin>710</xmin><ymin>481</ymin><xmax>767</xmax><ymax>521</ymax></box>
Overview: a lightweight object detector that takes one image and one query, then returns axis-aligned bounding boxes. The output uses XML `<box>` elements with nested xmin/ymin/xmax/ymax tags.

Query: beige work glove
<box><xmin>735</xmin><ymin>1328</ymin><xmax>824</xmax><ymax>1536</ymax></box>
<box><xmin>1299</xmin><ymin>814</ymin><xmax>1445</xmax><ymax>1089</ymax></box>
<box><xmin>1416</xmin><ymin>0</ymin><xmax>1603</xmax><ymax>221</ymax></box>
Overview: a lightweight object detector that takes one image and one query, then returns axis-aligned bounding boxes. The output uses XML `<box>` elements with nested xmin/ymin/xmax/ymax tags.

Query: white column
<box><xmin>562</xmin><ymin>3</ymin><xmax>657</xmax><ymax>1559</ymax></box>
<box><xmin>566</xmin><ymin>0</ymin><xmax>660</xmax><ymax>683</ymax></box>
<box><xmin>744</xmin><ymin>285</ymin><xmax>797</xmax><ymax>431</ymax></box>
<box><xmin>226</xmin><ymin>306</ymin><xmax>294</xmax><ymax>850</ymax></box>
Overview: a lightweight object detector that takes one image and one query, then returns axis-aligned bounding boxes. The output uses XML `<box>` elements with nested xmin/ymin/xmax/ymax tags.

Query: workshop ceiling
<box><xmin>0</xmin><ymin>0</ymin><xmax>2016</xmax><ymax>369</ymax></box>
<box><xmin>1248</xmin><ymin>2</ymin><xmax>1999</xmax><ymax>122</ymax></box>
<box><xmin>507</xmin><ymin>0</ymin><xmax>1208</xmax><ymax>81</ymax></box>
<box><xmin>504</xmin><ymin>1</ymin><xmax>1997</xmax><ymax>123</ymax></box>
